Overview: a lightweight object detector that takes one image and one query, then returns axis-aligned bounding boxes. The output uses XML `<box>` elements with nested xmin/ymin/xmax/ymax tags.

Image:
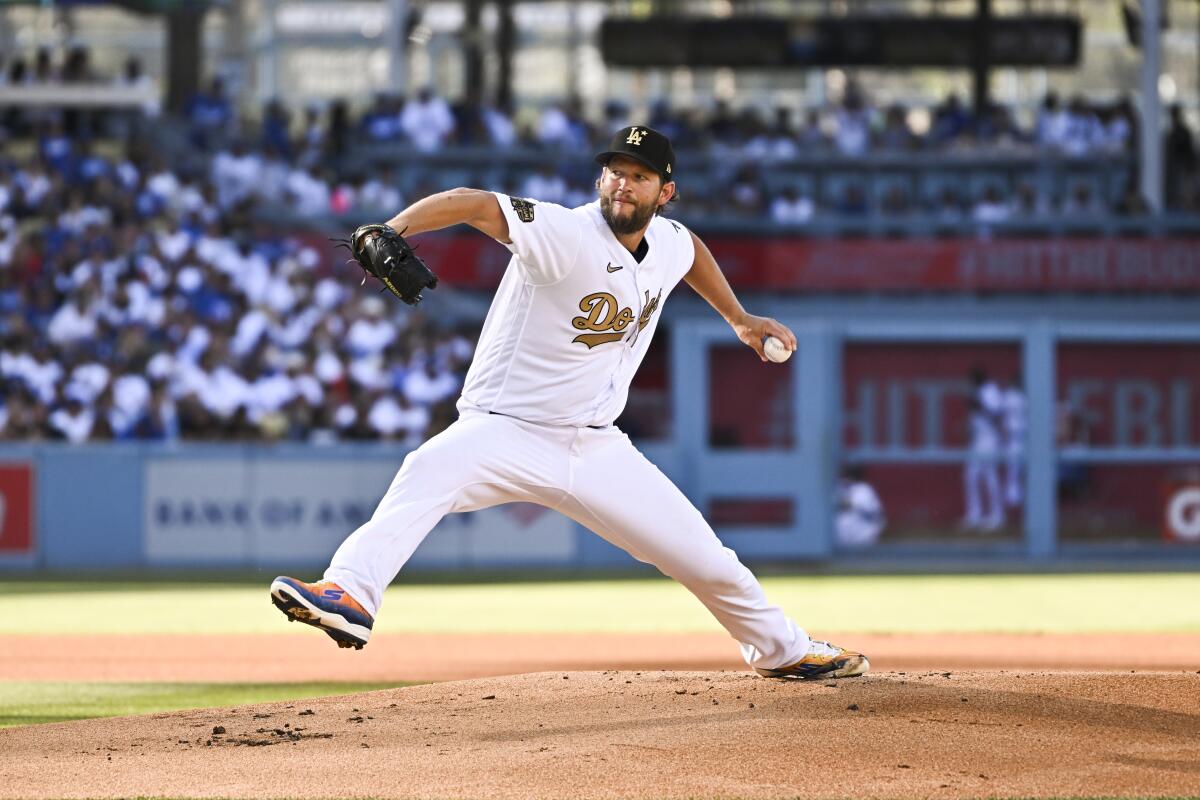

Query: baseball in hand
<box><xmin>763</xmin><ymin>335</ymin><xmax>792</xmax><ymax>363</ymax></box>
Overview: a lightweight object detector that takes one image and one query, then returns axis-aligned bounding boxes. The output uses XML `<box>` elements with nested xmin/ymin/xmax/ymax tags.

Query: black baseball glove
<box><xmin>339</xmin><ymin>223</ymin><xmax>438</xmax><ymax>306</ymax></box>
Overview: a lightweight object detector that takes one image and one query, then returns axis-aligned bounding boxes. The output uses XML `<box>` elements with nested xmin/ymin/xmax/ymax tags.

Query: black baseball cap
<box><xmin>594</xmin><ymin>125</ymin><xmax>676</xmax><ymax>183</ymax></box>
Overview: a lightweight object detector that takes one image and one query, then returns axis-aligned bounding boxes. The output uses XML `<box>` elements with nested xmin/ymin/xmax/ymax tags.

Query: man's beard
<box><xmin>599</xmin><ymin>192</ymin><xmax>656</xmax><ymax>234</ymax></box>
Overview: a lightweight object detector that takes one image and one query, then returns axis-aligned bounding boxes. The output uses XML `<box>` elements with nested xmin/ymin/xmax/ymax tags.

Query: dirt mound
<box><xmin>2</xmin><ymin>670</ymin><xmax>1198</xmax><ymax>799</ymax></box>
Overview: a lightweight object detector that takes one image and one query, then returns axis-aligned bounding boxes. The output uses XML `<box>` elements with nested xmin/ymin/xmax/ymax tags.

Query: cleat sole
<box><xmin>270</xmin><ymin>582</ymin><xmax>370</xmax><ymax>650</ymax></box>
<box><xmin>756</xmin><ymin>654</ymin><xmax>870</xmax><ymax>680</ymax></box>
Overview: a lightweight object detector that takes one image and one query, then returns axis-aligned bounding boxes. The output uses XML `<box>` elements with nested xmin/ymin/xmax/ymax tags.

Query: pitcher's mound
<box><xmin>2</xmin><ymin>670</ymin><xmax>1198</xmax><ymax>800</ymax></box>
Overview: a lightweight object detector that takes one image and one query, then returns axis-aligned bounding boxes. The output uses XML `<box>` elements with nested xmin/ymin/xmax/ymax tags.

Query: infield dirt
<box><xmin>4</xmin><ymin>630</ymin><xmax>1200</xmax><ymax>681</ymax></box>
<box><xmin>3</xmin><ymin>633</ymin><xmax>1199</xmax><ymax>799</ymax></box>
<box><xmin>2</xmin><ymin>669</ymin><xmax>1198</xmax><ymax>799</ymax></box>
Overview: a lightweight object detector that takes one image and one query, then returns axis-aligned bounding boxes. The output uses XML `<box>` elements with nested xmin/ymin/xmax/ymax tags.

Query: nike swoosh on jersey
<box><xmin>606</xmin><ymin>263</ymin><xmax>623</xmax><ymax>273</ymax></box>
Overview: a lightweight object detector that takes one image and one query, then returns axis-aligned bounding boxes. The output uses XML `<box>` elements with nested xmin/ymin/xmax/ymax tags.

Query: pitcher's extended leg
<box><xmin>555</xmin><ymin>428</ymin><xmax>809</xmax><ymax>672</ymax></box>
<box><xmin>324</xmin><ymin>413</ymin><xmax>570</xmax><ymax>615</ymax></box>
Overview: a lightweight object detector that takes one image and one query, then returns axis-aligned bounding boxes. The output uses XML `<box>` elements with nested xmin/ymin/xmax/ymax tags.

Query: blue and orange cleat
<box><xmin>270</xmin><ymin>577</ymin><xmax>373</xmax><ymax>650</ymax></box>
<box><xmin>754</xmin><ymin>640</ymin><xmax>870</xmax><ymax>680</ymax></box>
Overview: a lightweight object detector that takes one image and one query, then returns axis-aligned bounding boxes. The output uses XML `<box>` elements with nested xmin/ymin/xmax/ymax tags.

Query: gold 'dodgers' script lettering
<box><xmin>571</xmin><ymin>292</ymin><xmax>628</xmax><ymax>347</ymax></box>
<box><xmin>571</xmin><ymin>290</ymin><xmax>662</xmax><ymax>348</ymax></box>
<box><xmin>637</xmin><ymin>288</ymin><xmax>662</xmax><ymax>332</ymax></box>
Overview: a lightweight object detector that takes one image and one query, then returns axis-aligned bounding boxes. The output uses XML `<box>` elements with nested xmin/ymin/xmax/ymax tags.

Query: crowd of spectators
<box><xmin>163</xmin><ymin>82</ymin><xmax>1195</xmax><ymax>222</ymax></box>
<box><xmin>2</xmin><ymin>46</ymin><xmax>1199</xmax><ymax>446</ymax></box>
<box><xmin>6</xmin><ymin>43</ymin><xmax>1200</xmax><ymax>218</ymax></box>
<box><xmin>0</xmin><ymin>115</ymin><xmax>476</xmax><ymax>444</ymax></box>
<box><xmin>2</xmin><ymin>45</ymin><xmax>104</xmax><ymax>86</ymax></box>
<box><xmin>178</xmin><ymin>81</ymin><xmax>1195</xmax><ymax>221</ymax></box>
<box><xmin>2</xmin><ymin>47</ymin><xmax>160</xmax><ymax>140</ymax></box>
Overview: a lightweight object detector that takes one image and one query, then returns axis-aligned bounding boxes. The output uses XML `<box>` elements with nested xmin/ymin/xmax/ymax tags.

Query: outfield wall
<box><xmin>0</xmin><ymin>443</ymin><xmax>682</xmax><ymax>572</ymax></box>
<box><xmin>5</xmin><ymin>296</ymin><xmax>1200</xmax><ymax>573</ymax></box>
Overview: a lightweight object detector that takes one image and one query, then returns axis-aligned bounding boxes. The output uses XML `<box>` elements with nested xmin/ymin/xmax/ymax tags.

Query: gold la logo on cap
<box><xmin>625</xmin><ymin>128</ymin><xmax>645</xmax><ymax>145</ymax></box>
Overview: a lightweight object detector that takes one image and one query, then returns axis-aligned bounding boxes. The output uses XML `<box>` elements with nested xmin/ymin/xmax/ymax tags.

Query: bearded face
<box><xmin>599</xmin><ymin>190</ymin><xmax>658</xmax><ymax>234</ymax></box>
<box><xmin>595</xmin><ymin>157</ymin><xmax>673</xmax><ymax>236</ymax></box>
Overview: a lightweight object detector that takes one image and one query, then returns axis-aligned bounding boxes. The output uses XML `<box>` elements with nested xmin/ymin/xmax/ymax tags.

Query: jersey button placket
<box><xmin>626</xmin><ymin>257</ymin><xmax>644</xmax><ymax>349</ymax></box>
<box><xmin>590</xmin><ymin>263</ymin><xmax>633</xmax><ymax>424</ymax></box>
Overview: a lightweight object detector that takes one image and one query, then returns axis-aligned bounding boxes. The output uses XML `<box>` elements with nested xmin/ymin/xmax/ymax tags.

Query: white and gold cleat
<box><xmin>754</xmin><ymin>640</ymin><xmax>870</xmax><ymax>679</ymax></box>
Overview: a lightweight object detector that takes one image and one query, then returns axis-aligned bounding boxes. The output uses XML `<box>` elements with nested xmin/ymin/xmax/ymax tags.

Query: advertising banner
<box><xmin>709</xmin><ymin>238</ymin><xmax>1200</xmax><ymax>292</ymax></box>
<box><xmin>144</xmin><ymin>459</ymin><xmax>254</xmax><ymax>563</ymax></box>
<box><xmin>303</xmin><ymin>233</ymin><xmax>1200</xmax><ymax>293</ymax></box>
<box><xmin>247</xmin><ymin>460</ymin><xmax>396</xmax><ymax>565</ymax></box>
<box><xmin>0</xmin><ymin>464</ymin><xmax>34</xmax><ymax>556</ymax></box>
<box><xmin>1058</xmin><ymin>344</ymin><xmax>1200</xmax><ymax>448</ymax></box>
<box><xmin>1164</xmin><ymin>482</ymin><xmax>1200</xmax><ymax>543</ymax></box>
<box><xmin>144</xmin><ymin>458</ymin><xmax>576</xmax><ymax>567</ymax></box>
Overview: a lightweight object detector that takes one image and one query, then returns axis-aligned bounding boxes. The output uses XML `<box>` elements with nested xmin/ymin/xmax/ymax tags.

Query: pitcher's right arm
<box><xmin>377</xmin><ymin>188</ymin><xmax>511</xmax><ymax>245</ymax></box>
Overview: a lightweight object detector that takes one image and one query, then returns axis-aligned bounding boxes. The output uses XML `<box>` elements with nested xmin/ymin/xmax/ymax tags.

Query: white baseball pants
<box><xmin>324</xmin><ymin>410</ymin><xmax>811</xmax><ymax>672</ymax></box>
<box><xmin>964</xmin><ymin>452</ymin><xmax>1004</xmax><ymax>529</ymax></box>
<box><xmin>1005</xmin><ymin>442</ymin><xmax>1024</xmax><ymax>508</ymax></box>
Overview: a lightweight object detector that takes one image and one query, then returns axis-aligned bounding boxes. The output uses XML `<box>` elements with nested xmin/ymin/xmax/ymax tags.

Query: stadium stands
<box><xmin>1</xmin><ymin>45</ymin><xmax>1198</xmax><ymax>446</ymax></box>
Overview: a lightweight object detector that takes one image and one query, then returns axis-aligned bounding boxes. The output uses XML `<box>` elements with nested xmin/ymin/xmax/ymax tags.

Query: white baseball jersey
<box><xmin>1001</xmin><ymin>386</ymin><xmax>1027</xmax><ymax>439</ymax></box>
<box><xmin>457</xmin><ymin>194</ymin><xmax>696</xmax><ymax>427</ymax></box>
<box><xmin>969</xmin><ymin>380</ymin><xmax>1004</xmax><ymax>453</ymax></box>
<box><xmin>320</xmin><ymin>188</ymin><xmax>816</xmax><ymax>676</ymax></box>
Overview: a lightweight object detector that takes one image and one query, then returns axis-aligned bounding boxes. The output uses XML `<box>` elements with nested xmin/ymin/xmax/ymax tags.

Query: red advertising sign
<box><xmin>0</xmin><ymin>464</ymin><xmax>34</xmax><ymax>555</ymax></box>
<box><xmin>708</xmin><ymin>238</ymin><xmax>1200</xmax><ymax>292</ymax></box>
<box><xmin>843</xmin><ymin>343</ymin><xmax>1020</xmax><ymax>450</ymax></box>
<box><xmin>1058</xmin><ymin>344</ymin><xmax>1200</xmax><ymax>448</ymax></box>
<box><xmin>1164</xmin><ymin>482</ymin><xmax>1200</xmax><ymax>543</ymax></box>
<box><xmin>300</xmin><ymin>232</ymin><xmax>1200</xmax><ymax>293</ymax></box>
<box><xmin>709</xmin><ymin>341</ymin><xmax>1200</xmax><ymax>538</ymax></box>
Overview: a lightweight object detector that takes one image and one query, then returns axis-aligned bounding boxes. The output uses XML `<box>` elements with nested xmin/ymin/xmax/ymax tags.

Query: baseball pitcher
<box><xmin>271</xmin><ymin>126</ymin><xmax>868</xmax><ymax>679</ymax></box>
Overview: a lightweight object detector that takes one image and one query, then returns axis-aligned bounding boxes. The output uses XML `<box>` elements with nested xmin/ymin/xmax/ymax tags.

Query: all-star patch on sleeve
<box><xmin>509</xmin><ymin>197</ymin><xmax>536</xmax><ymax>222</ymax></box>
<box><xmin>492</xmin><ymin>192</ymin><xmax>583</xmax><ymax>286</ymax></box>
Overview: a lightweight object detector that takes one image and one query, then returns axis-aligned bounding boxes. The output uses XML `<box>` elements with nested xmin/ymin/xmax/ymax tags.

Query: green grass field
<box><xmin>0</xmin><ymin>681</ymin><xmax>405</xmax><ymax>728</ymax></box>
<box><xmin>1</xmin><ymin>572</ymin><xmax>1198</xmax><ymax>635</ymax></box>
<box><xmin>1</xmin><ymin>573</ymin><xmax>1197</xmax><ymax>730</ymax></box>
